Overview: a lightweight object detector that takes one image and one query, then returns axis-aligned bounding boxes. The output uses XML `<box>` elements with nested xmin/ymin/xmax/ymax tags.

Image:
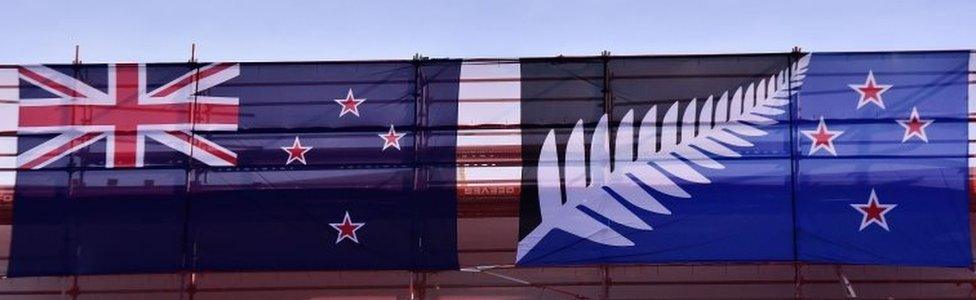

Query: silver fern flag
<box><xmin>452</xmin><ymin>52</ymin><xmax>972</xmax><ymax>267</ymax></box>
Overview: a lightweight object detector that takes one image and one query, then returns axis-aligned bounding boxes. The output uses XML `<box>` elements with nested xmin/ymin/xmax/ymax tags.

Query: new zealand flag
<box><xmin>3</xmin><ymin>61</ymin><xmax>461</xmax><ymax>276</ymax></box>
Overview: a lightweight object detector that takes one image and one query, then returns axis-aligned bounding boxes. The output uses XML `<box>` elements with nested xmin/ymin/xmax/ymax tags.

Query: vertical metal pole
<box><xmin>178</xmin><ymin>46</ymin><xmax>205</xmax><ymax>300</ymax></box>
<box><xmin>408</xmin><ymin>54</ymin><xmax>428</xmax><ymax>300</ymax></box>
<box><xmin>787</xmin><ymin>48</ymin><xmax>803</xmax><ymax>300</ymax></box>
<box><xmin>180</xmin><ymin>54</ymin><xmax>203</xmax><ymax>300</ymax></box>
<box><xmin>188</xmin><ymin>272</ymin><xmax>198</xmax><ymax>300</ymax></box>
<box><xmin>601</xmin><ymin>50</ymin><xmax>612</xmax><ymax>113</ymax></box>
<box><xmin>601</xmin><ymin>51</ymin><xmax>615</xmax><ymax>300</ymax></box>
<box><xmin>794</xmin><ymin>263</ymin><xmax>803</xmax><ymax>299</ymax></box>
<box><xmin>601</xmin><ymin>50</ymin><xmax>613</xmax><ymax>167</ymax></box>
<box><xmin>600</xmin><ymin>52</ymin><xmax>613</xmax><ymax>300</ymax></box>
<box><xmin>411</xmin><ymin>56</ymin><xmax>427</xmax><ymax>211</ymax></box>
<box><xmin>600</xmin><ymin>265</ymin><xmax>611</xmax><ymax>300</ymax></box>
<box><xmin>68</xmin><ymin>275</ymin><xmax>79</xmax><ymax>300</ymax></box>
<box><xmin>68</xmin><ymin>48</ymin><xmax>83</xmax><ymax>291</ymax></box>
<box><xmin>410</xmin><ymin>272</ymin><xmax>427</xmax><ymax>300</ymax></box>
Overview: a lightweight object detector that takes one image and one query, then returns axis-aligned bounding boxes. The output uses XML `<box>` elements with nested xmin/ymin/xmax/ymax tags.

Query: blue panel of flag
<box><xmin>794</xmin><ymin>52</ymin><xmax>972</xmax><ymax>267</ymax></box>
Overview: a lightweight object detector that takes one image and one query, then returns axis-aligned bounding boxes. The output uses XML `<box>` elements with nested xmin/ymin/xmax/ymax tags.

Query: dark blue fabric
<box><xmin>7</xmin><ymin>171</ymin><xmax>71</xmax><ymax>276</ymax></box>
<box><xmin>72</xmin><ymin>169</ymin><xmax>188</xmax><ymax>274</ymax></box>
<box><xmin>795</xmin><ymin>52</ymin><xmax>972</xmax><ymax>266</ymax></box>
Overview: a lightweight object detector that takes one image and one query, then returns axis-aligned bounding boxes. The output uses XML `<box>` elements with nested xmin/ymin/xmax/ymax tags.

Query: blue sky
<box><xmin>2</xmin><ymin>0</ymin><xmax>974</xmax><ymax>63</ymax></box>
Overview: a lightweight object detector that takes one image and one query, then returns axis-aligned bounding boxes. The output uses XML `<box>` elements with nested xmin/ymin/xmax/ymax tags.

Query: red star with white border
<box><xmin>281</xmin><ymin>136</ymin><xmax>312</xmax><ymax>165</ymax></box>
<box><xmin>896</xmin><ymin>106</ymin><xmax>933</xmax><ymax>143</ymax></box>
<box><xmin>850</xmin><ymin>189</ymin><xmax>897</xmax><ymax>231</ymax></box>
<box><xmin>848</xmin><ymin>70</ymin><xmax>892</xmax><ymax>110</ymax></box>
<box><xmin>379</xmin><ymin>125</ymin><xmax>405</xmax><ymax>151</ymax></box>
<box><xmin>801</xmin><ymin>117</ymin><xmax>844</xmax><ymax>156</ymax></box>
<box><xmin>334</xmin><ymin>89</ymin><xmax>366</xmax><ymax>117</ymax></box>
<box><xmin>329</xmin><ymin>211</ymin><xmax>365</xmax><ymax>244</ymax></box>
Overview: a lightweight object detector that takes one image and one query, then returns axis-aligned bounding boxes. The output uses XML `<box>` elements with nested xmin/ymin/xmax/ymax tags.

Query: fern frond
<box><xmin>517</xmin><ymin>55</ymin><xmax>811</xmax><ymax>262</ymax></box>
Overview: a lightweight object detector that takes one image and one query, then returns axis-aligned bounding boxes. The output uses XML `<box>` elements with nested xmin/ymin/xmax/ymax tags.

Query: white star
<box><xmin>378</xmin><ymin>125</ymin><xmax>405</xmax><ymax>151</ymax></box>
<box><xmin>281</xmin><ymin>136</ymin><xmax>312</xmax><ymax>165</ymax></box>
<box><xmin>850</xmin><ymin>189</ymin><xmax>897</xmax><ymax>231</ymax></box>
<box><xmin>848</xmin><ymin>70</ymin><xmax>893</xmax><ymax>110</ymax></box>
<box><xmin>896</xmin><ymin>106</ymin><xmax>934</xmax><ymax>143</ymax></box>
<box><xmin>801</xmin><ymin>117</ymin><xmax>844</xmax><ymax>156</ymax></box>
<box><xmin>334</xmin><ymin>89</ymin><xmax>366</xmax><ymax>117</ymax></box>
<box><xmin>329</xmin><ymin>211</ymin><xmax>365</xmax><ymax>244</ymax></box>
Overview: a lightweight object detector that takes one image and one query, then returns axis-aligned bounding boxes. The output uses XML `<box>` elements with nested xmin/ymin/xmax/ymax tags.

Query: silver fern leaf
<box><xmin>516</xmin><ymin>55</ymin><xmax>811</xmax><ymax>262</ymax></box>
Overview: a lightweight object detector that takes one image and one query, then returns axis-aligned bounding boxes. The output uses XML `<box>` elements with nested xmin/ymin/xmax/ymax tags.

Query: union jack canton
<box><xmin>16</xmin><ymin>63</ymin><xmax>240</xmax><ymax>169</ymax></box>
